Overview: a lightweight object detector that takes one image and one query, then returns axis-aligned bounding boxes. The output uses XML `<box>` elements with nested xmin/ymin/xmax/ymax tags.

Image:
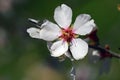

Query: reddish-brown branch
<box><xmin>89</xmin><ymin>45</ymin><xmax>120</xmax><ymax>59</ymax></box>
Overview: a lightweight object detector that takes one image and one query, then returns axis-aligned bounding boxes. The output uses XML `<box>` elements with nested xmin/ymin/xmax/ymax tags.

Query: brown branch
<box><xmin>89</xmin><ymin>45</ymin><xmax>120</xmax><ymax>59</ymax></box>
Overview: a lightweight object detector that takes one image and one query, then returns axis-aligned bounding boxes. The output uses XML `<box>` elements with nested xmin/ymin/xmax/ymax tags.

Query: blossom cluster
<box><xmin>27</xmin><ymin>4</ymin><xmax>96</xmax><ymax>60</ymax></box>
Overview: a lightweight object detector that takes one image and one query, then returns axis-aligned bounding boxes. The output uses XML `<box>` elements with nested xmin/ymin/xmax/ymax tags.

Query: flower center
<box><xmin>60</xmin><ymin>27</ymin><xmax>77</xmax><ymax>42</ymax></box>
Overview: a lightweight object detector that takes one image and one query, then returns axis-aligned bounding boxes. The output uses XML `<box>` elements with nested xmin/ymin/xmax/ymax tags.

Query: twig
<box><xmin>70</xmin><ymin>61</ymin><xmax>76</xmax><ymax>80</ymax></box>
<box><xmin>89</xmin><ymin>45</ymin><xmax>120</xmax><ymax>59</ymax></box>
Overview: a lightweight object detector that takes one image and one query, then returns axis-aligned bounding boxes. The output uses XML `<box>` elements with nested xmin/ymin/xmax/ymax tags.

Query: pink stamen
<box><xmin>60</xmin><ymin>27</ymin><xmax>76</xmax><ymax>43</ymax></box>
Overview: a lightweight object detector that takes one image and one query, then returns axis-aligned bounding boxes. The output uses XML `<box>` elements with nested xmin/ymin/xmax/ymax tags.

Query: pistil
<box><xmin>60</xmin><ymin>27</ymin><xmax>77</xmax><ymax>42</ymax></box>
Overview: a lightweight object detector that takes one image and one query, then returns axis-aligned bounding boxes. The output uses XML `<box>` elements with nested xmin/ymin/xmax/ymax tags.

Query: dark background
<box><xmin>0</xmin><ymin>0</ymin><xmax>120</xmax><ymax>80</ymax></box>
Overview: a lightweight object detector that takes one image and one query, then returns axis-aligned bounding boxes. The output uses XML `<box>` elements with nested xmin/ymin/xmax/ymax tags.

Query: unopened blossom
<box><xmin>27</xmin><ymin>4</ymin><xmax>96</xmax><ymax>60</ymax></box>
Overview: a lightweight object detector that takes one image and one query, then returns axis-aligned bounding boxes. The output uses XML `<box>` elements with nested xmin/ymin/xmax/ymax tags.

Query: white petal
<box><xmin>73</xmin><ymin>14</ymin><xmax>91</xmax><ymax>29</ymax></box>
<box><xmin>64</xmin><ymin>51</ymin><xmax>74</xmax><ymax>60</ymax></box>
<box><xmin>92</xmin><ymin>50</ymin><xmax>100</xmax><ymax>56</ymax></box>
<box><xmin>27</xmin><ymin>27</ymin><xmax>41</xmax><ymax>39</ymax></box>
<box><xmin>73</xmin><ymin>14</ymin><xmax>96</xmax><ymax>35</ymax></box>
<box><xmin>74</xmin><ymin>19</ymin><xmax>95</xmax><ymax>35</ymax></box>
<box><xmin>70</xmin><ymin>38</ymin><xmax>88</xmax><ymax>60</ymax></box>
<box><xmin>50</xmin><ymin>40</ymin><xmax>68</xmax><ymax>57</ymax></box>
<box><xmin>64</xmin><ymin>51</ymin><xmax>71</xmax><ymax>58</ymax></box>
<box><xmin>40</xmin><ymin>21</ymin><xmax>61</xmax><ymax>41</ymax></box>
<box><xmin>54</xmin><ymin>4</ymin><xmax>72</xmax><ymax>29</ymax></box>
<box><xmin>28</xmin><ymin>18</ymin><xmax>39</xmax><ymax>24</ymax></box>
<box><xmin>47</xmin><ymin>41</ymin><xmax>53</xmax><ymax>50</ymax></box>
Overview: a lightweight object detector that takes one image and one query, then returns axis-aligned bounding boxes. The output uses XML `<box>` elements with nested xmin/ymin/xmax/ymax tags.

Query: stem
<box><xmin>89</xmin><ymin>45</ymin><xmax>120</xmax><ymax>59</ymax></box>
<box><xmin>70</xmin><ymin>60</ymin><xmax>76</xmax><ymax>80</ymax></box>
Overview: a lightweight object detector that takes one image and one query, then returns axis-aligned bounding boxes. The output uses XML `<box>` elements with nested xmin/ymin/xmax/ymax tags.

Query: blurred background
<box><xmin>0</xmin><ymin>0</ymin><xmax>120</xmax><ymax>80</ymax></box>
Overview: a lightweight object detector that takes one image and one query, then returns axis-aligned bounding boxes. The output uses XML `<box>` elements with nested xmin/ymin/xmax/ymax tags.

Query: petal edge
<box><xmin>50</xmin><ymin>40</ymin><xmax>68</xmax><ymax>57</ymax></box>
<box><xmin>70</xmin><ymin>38</ymin><xmax>88</xmax><ymax>60</ymax></box>
<box><xmin>54</xmin><ymin>4</ymin><xmax>72</xmax><ymax>29</ymax></box>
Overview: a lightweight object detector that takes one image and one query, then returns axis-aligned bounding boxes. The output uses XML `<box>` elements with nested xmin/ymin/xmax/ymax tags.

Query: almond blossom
<box><xmin>27</xmin><ymin>4</ymin><xmax>96</xmax><ymax>60</ymax></box>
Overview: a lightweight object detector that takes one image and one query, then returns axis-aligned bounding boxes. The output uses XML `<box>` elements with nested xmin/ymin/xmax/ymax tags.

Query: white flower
<box><xmin>27</xmin><ymin>4</ymin><xmax>96</xmax><ymax>60</ymax></box>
